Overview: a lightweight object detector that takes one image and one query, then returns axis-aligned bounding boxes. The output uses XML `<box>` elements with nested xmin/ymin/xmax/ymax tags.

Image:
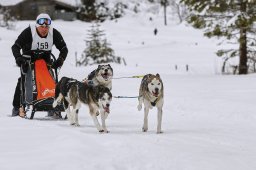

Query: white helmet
<box><xmin>35</xmin><ymin>13</ymin><xmax>52</xmax><ymax>27</ymax></box>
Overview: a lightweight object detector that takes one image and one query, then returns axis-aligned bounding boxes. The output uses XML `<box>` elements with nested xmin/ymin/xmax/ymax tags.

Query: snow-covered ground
<box><xmin>0</xmin><ymin>12</ymin><xmax>256</xmax><ymax>170</ymax></box>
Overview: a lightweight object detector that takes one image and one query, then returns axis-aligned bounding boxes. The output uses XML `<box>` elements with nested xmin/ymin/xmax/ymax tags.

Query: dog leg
<box><xmin>66</xmin><ymin>107</ymin><xmax>75</xmax><ymax>125</ymax></box>
<box><xmin>157</xmin><ymin>107</ymin><xmax>163</xmax><ymax>134</ymax></box>
<box><xmin>72</xmin><ymin>102</ymin><xmax>80</xmax><ymax>126</ymax></box>
<box><xmin>104</xmin><ymin>112</ymin><xmax>109</xmax><ymax>119</ymax></box>
<box><xmin>91</xmin><ymin>114</ymin><xmax>104</xmax><ymax>133</ymax></box>
<box><xmin>137</xmin><ymin>96</ymin><xmax>143</xmax><ymax>111</ymax></box>
<box><xmin>67</xmin><ymin>106</ymin><xmax>76</xmax><ymax>126</ymax></box>
<box><xmin>74</xmin><ymin>109</ymin><xmax>80</xmax><ymax>126</ymax></box>
<box><xmin>52</xmin><ymin>93</ymin><xmax>63</xmax><ymax>108</ymax></box>
<box><xmin>89</xmin><ymin>104</ymin><xmax>104</xmax><ymax>132</ymax></box>
<box><xmin>142</xmin><ymin>107</ymin><xmax>149</xmax><ymax>132</ymax></box>
<box><xmin>70</xmin><ymin>108</ymin><xmax>77</xmax><ymax>126</ymax></box>
<box><xmin>100</xmin><ymin>110</ymin><xmax>108</xmax><ymax>133</ymax></box>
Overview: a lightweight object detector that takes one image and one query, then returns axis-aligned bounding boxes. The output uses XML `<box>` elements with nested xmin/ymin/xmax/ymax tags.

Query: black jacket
<box><xmin>12</xmin><ymin>26</ymin><xmax>68</xmax><ymax>63</ymax></box>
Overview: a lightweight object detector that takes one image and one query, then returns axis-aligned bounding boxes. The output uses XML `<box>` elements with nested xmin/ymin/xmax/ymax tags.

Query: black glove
<box><xmin>32</xmin><ymin>50</ymin><xmax>50</xmax><ymax>56</ymax></box>
<box><xmin>15</xmin><ymin>56</ymin><xmax>26</xmax><ymax>67</ymax></box>
<box><xmin>52</xmin><ymin>57</ymin><xmax>64</xmax><ymax>69</ymax></box>
<box><xmin>31</xmin><ymin>51</ymin><xmax>51</xmax><ymax>62</ymax></box>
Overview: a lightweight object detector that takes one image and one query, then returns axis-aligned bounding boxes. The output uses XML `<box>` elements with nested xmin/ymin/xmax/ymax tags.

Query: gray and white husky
<box><xmin>85</xmin><ymin>64</ymin><xmax>113</xmax><ymax>90</ymax></box>
<box><xmin>53</xmin><ymin>77</ymin><xmax>112</xmax><ymax>133</ymax></box>
<box><xmin>137</xmin><ymin>74</ymin><xmax>164</xmax><ymax>133</ymax></box>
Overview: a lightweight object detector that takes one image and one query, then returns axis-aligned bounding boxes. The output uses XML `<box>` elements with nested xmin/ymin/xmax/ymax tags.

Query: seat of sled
<box><xmin>31</xmin><ymin>97</ymin><xmax>64</xmax><ymax>112</ymax></box>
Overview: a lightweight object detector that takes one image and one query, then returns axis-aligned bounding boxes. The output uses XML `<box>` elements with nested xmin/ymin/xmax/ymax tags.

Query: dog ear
<box><xmin>145</xmin><ymin>74</ymin><xmax>152</xmax><ymax>83</ymax></box>
<box><xmin>108</xmin><ymin>64</ymin><xmax>113</xmax><ymax>74</ymax></box>
<box><xmin>156</xmin><ymin>73</ymin><xmax>160</xmax><ymax>78</ymax></box>
<box><xmin>96</xmin><ymin>86</ymin><xmax>108</xmax><ymax>100</ymax></box>
<box><xmin>97</xmin><ymin>85</ymin><xmax>107</xmax><ymax>94</ymax></box>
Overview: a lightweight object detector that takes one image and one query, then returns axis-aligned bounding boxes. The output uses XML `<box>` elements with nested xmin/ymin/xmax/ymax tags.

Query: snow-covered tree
<box><xmin>149</xmin><ymin>0</ymin><xmax>188</xmax><ymax>25</ymax></box>
<box><xmin>169</xmin><ymin>0</ymin><xmax>189</xmax><ymax>23</ymax></box>
<box><xmin>76</xmin><ymin>24</ymin><xmax>122</xmax><ymax>66</ymax></box>
<box><xmin>77</xmin><ymin>0</ymin><xmax>97</xmax><ymax>21</ymax></box>
<box><xmin>181</xmin><ymin>0</ymin><xmax>256</xmax><ymax>74</ymax></box>
<box><xmin>0</xmin><ymin>6</ymin><xmax>16</xmax><ymax>29</ymax></box>
<box><xmin>109</xmin><ymin>2</ymin><xmax>125</xmax><ymax>20</ymax></box>
<box><xmin>77</xmin><ymin>0</ymin><xmax>125</xmax><ymax>22</ymax></box>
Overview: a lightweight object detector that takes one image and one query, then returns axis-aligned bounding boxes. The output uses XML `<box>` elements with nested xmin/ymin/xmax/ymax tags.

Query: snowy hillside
<box><xmin>1</xmin><ymin>5</ymin><xmax>256</xmax><ymax>170</ymax></box>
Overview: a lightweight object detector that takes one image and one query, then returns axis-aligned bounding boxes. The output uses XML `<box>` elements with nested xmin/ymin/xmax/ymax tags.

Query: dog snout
<box><xmin>104</xmin><ymin>69</ymin><xmax>108</xmax><ymax>72</ymax></box>
<box><xmin>155</xmin><ymin>88</ymin><xmax>159</xmax><ymax>92</ymax></box>
<box><xmin>106</xmin><ymin>103</ymin><xmax>110</xmax><ymax>107</ymax></box>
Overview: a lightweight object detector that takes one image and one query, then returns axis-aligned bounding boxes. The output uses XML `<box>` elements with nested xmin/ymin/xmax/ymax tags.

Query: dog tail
<box><xmin>53</xmin><ymin>93</ymin><xmax>63</xmax><ymax>108</ymax></box>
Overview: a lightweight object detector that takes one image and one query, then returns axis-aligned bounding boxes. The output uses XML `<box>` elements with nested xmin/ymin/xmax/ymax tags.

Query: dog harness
<box><xmin>61</xmin><ymin>78</ymin><xmax>78</xmax><ymax>97</ymax></box>
<box><xmin>151</xmin><ymin>98</ymin><xmax>158</xmax><ymax>106</ymax></box>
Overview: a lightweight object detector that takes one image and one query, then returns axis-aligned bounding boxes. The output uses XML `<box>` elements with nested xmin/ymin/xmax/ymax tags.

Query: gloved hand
<box><xmin>51</xmin><ymin>57</ymin><xmax>64</xmax><ymax>69</ymax></box>
<box><xmin>15</xmin><ymin>56</ymin><xmax>26</xmax><ymax>67</ymax></box>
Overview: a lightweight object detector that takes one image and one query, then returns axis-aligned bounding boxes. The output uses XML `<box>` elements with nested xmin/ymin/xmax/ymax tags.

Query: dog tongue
<box><xmin>101</xmin><ymin>74</ymin><xmax>108</xmax><ymax>79</ymax></box>
<box><xmin>152</xmin><ymin>91</ymin><xmax>158</xmax><ymax>97</ymax></box>
<box><xmin>105</xmin><ymin>107</ymin><xmax>110</xmax><ymax>113</ymax></box>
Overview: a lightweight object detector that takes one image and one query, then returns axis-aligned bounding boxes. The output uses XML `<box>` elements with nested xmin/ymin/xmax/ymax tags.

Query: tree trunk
<box><xmin>164</xmin><ymin>2</ymin><xmax>167</xmax><ymax>25</ymax></box>
<box><xmin>238</xmin><ymin>2</ymin><xmax>248</xmax><ymax>74</ymax></box>
<box><xmin>239</xmin><ymin>28</ymin><xmax>247</xmax><ymax>74</ymax></box>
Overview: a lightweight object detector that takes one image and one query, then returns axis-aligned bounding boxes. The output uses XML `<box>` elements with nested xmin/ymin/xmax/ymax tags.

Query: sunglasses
<box><xmin>37</xmin><ymin>18</ymin><xmax>51</xmax><ymax>26</ymax></box>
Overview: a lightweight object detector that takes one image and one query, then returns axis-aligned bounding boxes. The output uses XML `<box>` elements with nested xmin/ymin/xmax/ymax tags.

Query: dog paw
<box><xmin>99</xmin><ymin>129</ymin><xmax>104</xmax><ymax>133</ymax></box>
<box><xmin>104</xmin><ymin>129</ymin><xmax>109</xmax><ymax>133</ymax></box>
<box><xmin>157</xmin><ymin>131</ymin><xmax>163</xmax><ymax>134</ymax></box>
<box><xmin>75</xmin><ymin>123</ymin><xmax>80</xmax><ymax>127</ymax></box>
<box><xmin>142</xmin><ymin>127</ymin><xmax>148</xmax><ymax>132</ymax></box>
<box><xmin>137</xmin><ymin>105</ymin><xmax>142</xmax><ymax>111</ymax></box>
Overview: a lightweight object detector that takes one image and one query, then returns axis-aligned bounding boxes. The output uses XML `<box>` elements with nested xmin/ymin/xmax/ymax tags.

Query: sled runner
<box><xmin>19</xmin><ymin>50</ymin><xmax>64</xmax><ymax>119</ymax></box>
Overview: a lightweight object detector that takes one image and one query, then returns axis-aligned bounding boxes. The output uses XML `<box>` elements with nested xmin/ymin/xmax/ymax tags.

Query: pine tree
<box><xmin>77</xmin><ymin>24</ymin><xmax>121</xmax><ymax>66</ymax></box>
<box><xmin>181</xmin><ymin>0</ymin><xmax>256</xmax><ymax>74</ymax></box>
<box><xmin>0</xmin><ymin>6</ymin><xmax>15</xmax><ymax>29</ymax></box>
<box><xmin>78</xmin><ymin>0</ymin><xmax>97</xmax><ymax>21</ymax></box>
<box><xmin>77</xmin><ymin>1</ymin><xmax>125</xmax><ymax>22</ymax></box>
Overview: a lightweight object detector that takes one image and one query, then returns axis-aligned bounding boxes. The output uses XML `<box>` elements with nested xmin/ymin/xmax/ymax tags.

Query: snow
<box><xmin>0</xmin><ymin>0</ymin><xmax>23</xmax><ymax>6</ymax></box>
<box><xmin>1</xmin><ymin>9</ymin><xmax>256</xmax><ymax>170</ymax></box>
<box><xmin>0</xmin><ymin>0</ymin><xmax>81</xmax><ymax>6</ymax></box>
<box><xmin>55</xmin><ymin>0</ymin><xmax>81</xmax><ymax>7</ymax></box>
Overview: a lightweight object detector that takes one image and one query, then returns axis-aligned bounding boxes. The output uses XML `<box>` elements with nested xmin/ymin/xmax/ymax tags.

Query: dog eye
<box><xmin>151</xmin><ymin>83</ymin><xmax>154</xmax><ymax>85</ymax></box>
<box><xmin>158</xmin><ymin>83</ymin><xmax>160</xmax><ymax>85</ymax></box>
<box><xmin>101</xmin><ymin>98</ymin><xmax>106</xmax><ymax>101</ymax></box>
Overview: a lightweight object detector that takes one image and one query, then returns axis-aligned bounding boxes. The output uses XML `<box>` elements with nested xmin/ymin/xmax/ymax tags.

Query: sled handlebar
<box><xmin>22</xmin><ymin>55</ymin><xmax>31</xmax><ymax>59</ymax></box>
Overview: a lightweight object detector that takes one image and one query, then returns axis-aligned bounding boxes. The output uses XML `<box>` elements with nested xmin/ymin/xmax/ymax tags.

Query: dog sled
<box><xmin>19</xmin><ymin>50</ymin><xmax>64</xmax><ymax>119</ymax></box>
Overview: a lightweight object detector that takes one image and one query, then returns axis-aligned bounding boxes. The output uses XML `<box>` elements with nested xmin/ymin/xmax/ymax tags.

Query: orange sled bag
<box><xmin>34</xmin><ymin>59</ymin><xmax>56</xmax><ymax>100</ymax></box>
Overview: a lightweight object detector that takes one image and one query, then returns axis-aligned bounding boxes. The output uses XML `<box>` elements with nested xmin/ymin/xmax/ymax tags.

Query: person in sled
<box><xmin>11</xmin><ymin>13</ymin><xmax>68</xmax><ymax>117</ymax></box>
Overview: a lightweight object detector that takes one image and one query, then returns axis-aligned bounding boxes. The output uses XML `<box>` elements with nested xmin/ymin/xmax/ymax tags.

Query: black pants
<box><xmin>12</xmin><ymin>76</ymin><xmax>25</xmax><ymax>108</ymax></box>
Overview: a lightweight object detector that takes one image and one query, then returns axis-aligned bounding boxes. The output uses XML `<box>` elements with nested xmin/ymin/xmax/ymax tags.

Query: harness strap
<box><xmin>112</xmin><ymin>75</ymin><xmax>144</xmax><ymax>79</ymax></box>
<box><xmin>113</xmin><ymin>96</ymin><xmax>139</xmax><ymax>98</ymax></box>
<box><xmin>151</xmin><ymin>98</ymin><xmax>158</xmax><ymax>106</ymax></box>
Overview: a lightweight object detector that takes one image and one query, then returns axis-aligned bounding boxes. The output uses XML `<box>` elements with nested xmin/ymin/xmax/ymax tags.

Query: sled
<box><xmin>19</xmin><ymin>50</ymin><xmax>64</xmax><ymax>119</ymax></box>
